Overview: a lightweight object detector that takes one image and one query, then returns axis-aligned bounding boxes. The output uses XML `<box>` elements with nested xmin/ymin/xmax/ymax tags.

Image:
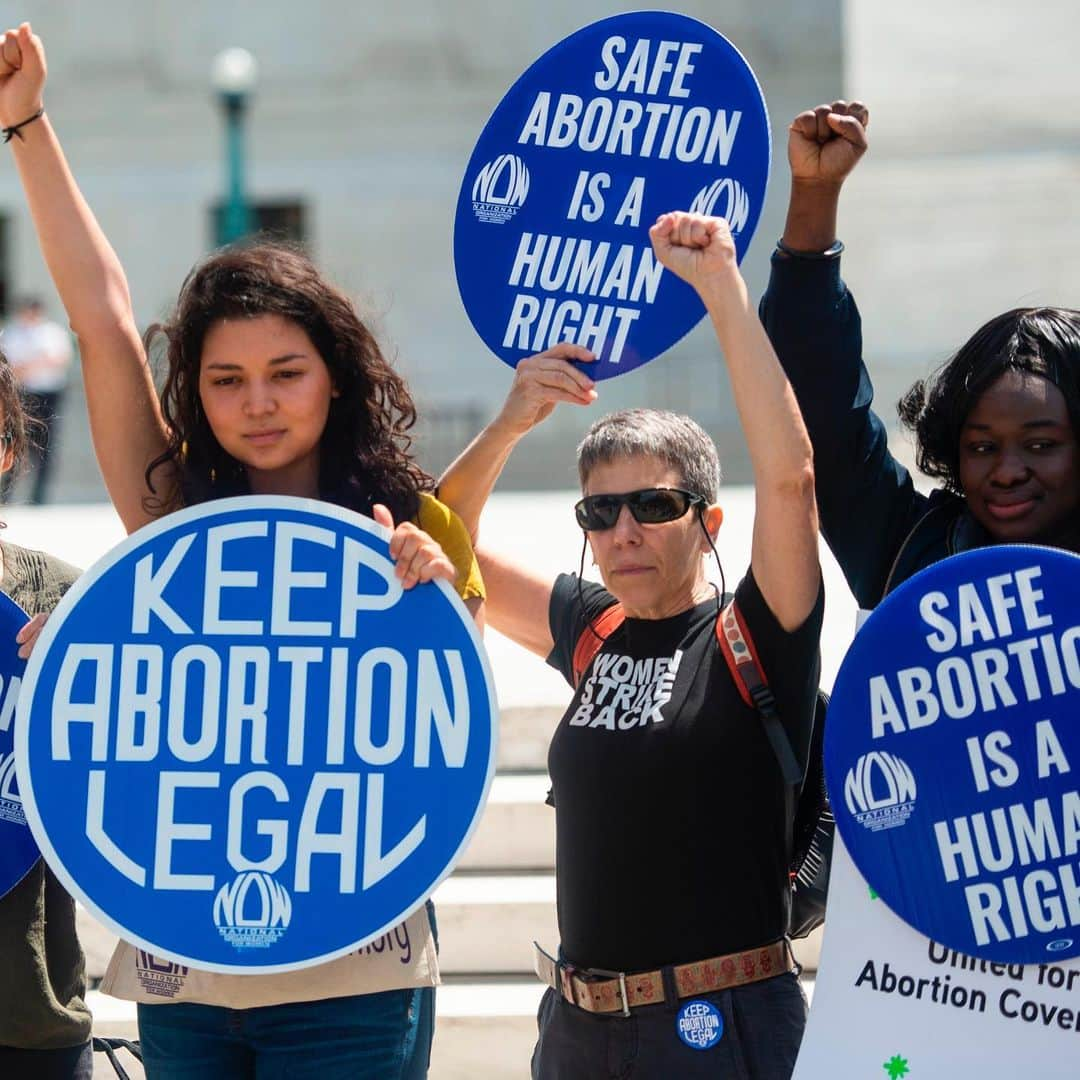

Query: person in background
<box><xmin>2</xmin><ymin>295</ymin><xmax>73</xmax><ymax>503</ymax></box>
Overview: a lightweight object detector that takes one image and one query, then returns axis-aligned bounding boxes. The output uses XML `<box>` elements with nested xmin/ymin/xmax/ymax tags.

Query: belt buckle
<box><xmin>582</xmin><ymin>966</ymin><xmax>631</xmax><ymax>1017</ymax></box>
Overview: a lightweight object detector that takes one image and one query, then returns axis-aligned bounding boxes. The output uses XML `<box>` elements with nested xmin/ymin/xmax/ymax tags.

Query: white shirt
<box><xmin>2</xmin><ymin>318</ymin><xmax>74</xmax><ymax>394</ymax></box>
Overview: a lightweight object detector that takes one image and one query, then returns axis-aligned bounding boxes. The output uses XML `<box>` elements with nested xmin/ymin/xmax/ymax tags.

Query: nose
<box><xmin>989</xmin><ymin>448</ymin><xmax>1031</xmax><ymax>487</ymax></box>
<box><xmin>610</xmin><ymin>503</ymin><xmax>641</xmax><ymax>544</ymax></box>
<box><xmin>243</xmin><ymin>380</ymin><xmax>277</xmax><ymax>418</ymax></box>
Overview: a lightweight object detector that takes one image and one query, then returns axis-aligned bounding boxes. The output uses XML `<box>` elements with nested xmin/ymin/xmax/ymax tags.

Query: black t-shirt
<box><xmin>546</xmin><ymin>568</ymin><xmax>824</xmax><ymax>973</ymax></box>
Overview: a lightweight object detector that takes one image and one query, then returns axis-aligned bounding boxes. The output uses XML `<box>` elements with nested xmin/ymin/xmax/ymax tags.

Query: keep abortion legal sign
<box><xmin>454</xmin><ymin>10</ymin><xmax>770</xmax><ymax>380</ymax></box>
<box><xmin>826</xmin><ymin>546</ymin><xmax>1080</xmax><ymax>965</ymax></box>
<box><xmin>16</xmin><ymin>497</ymin><xmax>496</xmax><ymax>973</ymax></box>
<box><xmin>0</xmin><ymin>592</ymin><xmax>35</xmax><ymax>899</ymax></box>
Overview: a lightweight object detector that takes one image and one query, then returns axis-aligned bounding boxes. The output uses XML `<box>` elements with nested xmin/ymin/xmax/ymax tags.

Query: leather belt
<box><xmin>533</xmin><ymin>939</ymin><xmax>792</xmax><ymax>1016</ymax></box>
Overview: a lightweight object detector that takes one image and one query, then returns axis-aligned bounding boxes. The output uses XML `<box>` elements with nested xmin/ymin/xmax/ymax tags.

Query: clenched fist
<box><xmin>0</xmin><ymin>22</ymin><xmax>46</xmax><ymax>131</ymax></box>
<box><xmin>648</xmin><ymin>211</ymin><xmax>738</xmax><ymax>294</ymax></box>
<box><xmin>788</xmin><ymin>100</ymin><xmax>869</xmax><ymax>189</ymax></box>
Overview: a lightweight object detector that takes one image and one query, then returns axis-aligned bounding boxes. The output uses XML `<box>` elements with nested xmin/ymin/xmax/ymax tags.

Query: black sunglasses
<box><xmin>574</xmin><ymin>487</ymin><xmax>705</xmax><ymax>531</ymax></box>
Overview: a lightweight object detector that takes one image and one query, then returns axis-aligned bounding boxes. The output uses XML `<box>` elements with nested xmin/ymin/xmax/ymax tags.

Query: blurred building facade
<box><xmin>1</xmin><ymin>2</ymin><xmax>1076</xmax><ymax>501</ymax></box>
<box><xmin>0</xmin><ymin>0</ymin><xmax>843</xmax><ymax>499</ymax></box>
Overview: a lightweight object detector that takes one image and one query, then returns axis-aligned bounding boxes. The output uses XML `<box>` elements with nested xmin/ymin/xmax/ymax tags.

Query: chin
<box><xmin>981</xmin><ymin>515</ymin><xmax>1053</xmax><ymax>546</ymax></box>
<box><xmin>605</xmin><ymin>579</ymin><xmax>662</xmax><ymax>610</ymax></box>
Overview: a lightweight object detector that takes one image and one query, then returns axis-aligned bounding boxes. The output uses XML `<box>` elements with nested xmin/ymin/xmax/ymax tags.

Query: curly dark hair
<box><xmin>144</xmin><ymin>241</ymin><xmax>433</xmax><ymax>522</ymax></box>
<box><xmin>897</xmin><ymin>307</ymin><xmax>1080</xmax><ymax>493</ymax></box>
<box><xmin>0</xmin><ymin>349</ymin><xmax>32</xmax><ymax>481</ymax></box>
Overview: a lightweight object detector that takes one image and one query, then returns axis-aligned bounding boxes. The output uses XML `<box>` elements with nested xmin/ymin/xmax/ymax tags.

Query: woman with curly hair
<box><xmin>0</xmin><ymin>22</ymin><xmax>482</xmax><ymax>1078</ymax></box>
<box><xmin>760</xmin><ymin>98</ymin><xmax>1080</xmax><ymax>603</ymax></box>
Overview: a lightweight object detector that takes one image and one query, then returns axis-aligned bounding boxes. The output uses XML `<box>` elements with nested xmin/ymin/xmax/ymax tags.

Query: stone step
<box><xmin>432</xmin><ymin>873</ymin><xmax>558</xmax><ymax>975</ymax></box>
<box><xmin>457</xmin><ymin>772</ymin><xmax>553</xmax><ymax>871</ymax></box>
<box><xmin>496</xmin><ymin>706</ymin><xmax>562</xmax><ymax>772</ymax></box>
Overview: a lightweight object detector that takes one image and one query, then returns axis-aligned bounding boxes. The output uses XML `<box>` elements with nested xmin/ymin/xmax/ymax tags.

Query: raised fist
<box><xmin>649</xmin><ymin>211</ymin><xmax>737</xmax><ymax>292</ymax></box>
<box><xmin>788</xmin><ymin>100</ymin><xmax>869</xmax><ymax>188</ymax></box>
<box><xmin>0</xmin><ymin>23</ymin><xmax>46</xmax><ymax>131</ymax></box>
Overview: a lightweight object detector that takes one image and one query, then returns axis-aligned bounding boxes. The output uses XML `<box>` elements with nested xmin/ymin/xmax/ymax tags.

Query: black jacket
<box><xmin>758</xmin><ymin>252</ymin><xmax>989</xmax><ymax>606</ymax></box>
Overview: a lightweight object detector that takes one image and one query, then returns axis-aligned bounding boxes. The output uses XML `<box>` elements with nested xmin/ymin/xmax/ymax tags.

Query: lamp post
<box><xmin>211</xmin><ymin>47</ymin><xmax>258</xmax><ymax>245</ymax></box>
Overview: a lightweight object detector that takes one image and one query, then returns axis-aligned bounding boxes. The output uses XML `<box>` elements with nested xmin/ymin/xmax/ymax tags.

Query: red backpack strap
<box><xmin>716</xmin><ymin>598</ymin><xmax>803</xmax><ymax>787</ymax></box>
<box><xmin>572</xmin><ymin>603</ymin><xmax>625</xmax><ymax>687</ymax></box>
<box><xmin>716</xmin><ymin>598</ymin><xmax>765</xmax><ymax>707</ymax></box>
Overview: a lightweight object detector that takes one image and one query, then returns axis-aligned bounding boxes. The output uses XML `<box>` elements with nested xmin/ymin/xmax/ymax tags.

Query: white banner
<box><xmin>794</xmin><ymin>836</ymin><xmax>1080</xmax><ymax>1079</ymax></box>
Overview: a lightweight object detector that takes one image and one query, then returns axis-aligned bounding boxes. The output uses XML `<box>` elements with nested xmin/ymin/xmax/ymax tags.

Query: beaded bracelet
<box><xmin>2</xmin><ymin>106</ymin><xmax>45</xmax><ymax>144</ymax></box>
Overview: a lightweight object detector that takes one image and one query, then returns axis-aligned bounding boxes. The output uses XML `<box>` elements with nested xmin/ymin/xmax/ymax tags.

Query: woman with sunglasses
<box><xmin>440</xmin><ymin>211</ymin><xmax>823</xmax><ymax>1078</ymax></box>
<box><xmin>0</xmin><ymin>23</ymin><xmax>482</xmax><ymax>1079</ymax></box>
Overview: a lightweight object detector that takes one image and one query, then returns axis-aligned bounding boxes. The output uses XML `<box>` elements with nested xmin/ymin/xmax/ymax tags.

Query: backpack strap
<box><xmin>572</xmin><ymin>602</ymin><xmax>626</xmax><ymax>687</ymax></box>
<box><xmin>716</xmin><ymin>599</ymin><xmax>803</xmax><ymax>788</ymax></box>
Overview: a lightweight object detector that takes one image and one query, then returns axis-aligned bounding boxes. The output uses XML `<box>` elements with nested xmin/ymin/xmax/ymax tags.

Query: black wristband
<box><xmin>775</xmin><ymin>237</ymin><xmax>844</xmax><ymax>260</ymax></box>
<box><xmin>2</xmin><ymin>106</ymin><xmax>44</xmax><ymax>144</ymax></box>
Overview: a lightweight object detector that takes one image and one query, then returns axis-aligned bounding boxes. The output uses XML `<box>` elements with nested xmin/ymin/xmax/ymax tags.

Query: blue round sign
<box><xmin>827</xmin><ymin>545</ymin><xmax>1080</xmax><ymax>964</ymax></box>
<box><xmin>16</xmin><ymin>497</ymin><xmax>497</xmax><ymax>972</ymax></box>
<box><xmin>0</xmin><ymin>591</ymin><xmax>34</xmax><ymax>899</ymax></box>
<box><xmin>454</xmin><ymin>10</ymin><xmax>770</xmax><ymax>380</ymax></box>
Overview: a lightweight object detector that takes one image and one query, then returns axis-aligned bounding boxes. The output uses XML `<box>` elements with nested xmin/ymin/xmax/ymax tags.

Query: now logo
<box><xmin>844</xmin><ymin>751</ymin><xmax>918</xmax><ymax>832</ymax></box>
<box><xmin>214</xmin><ymin>870</ymin><xmax>292</xmax><ymax>937</ymax></box>
<box><xmin>472</xmin><ymin>154</ymin><xmax>531</xmax><ymax>208</ymax></box>
<box><xmin>689</xmin><ymin>178</ymin><xmax>750</xmax><ymax>233</ymax></box>
<box><xmin>0</xmin><ymin>752</ymin><xmax>20</xmax><ymax>806</ymax></box>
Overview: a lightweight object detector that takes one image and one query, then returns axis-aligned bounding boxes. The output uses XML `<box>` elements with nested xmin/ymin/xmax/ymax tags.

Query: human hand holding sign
<box><xmin>494</xmin><ymin>344</ymin><xmax>597</xmax><ymax>439</ymax></box>
<box><xmin>373</xmin><ymin>504</ymin><xmax>456</xmax><ymax>590</ymax></box>
<box><xmin>16</xmin><ymin>613</ymin><xmax>47</xmax><ymax>661</ymax></box>
<box><xmin>0</xmin><ymin>23</ymin><xmax>45</xmax><ymax>130</ymax></box>
<box><xmin>782</xmin><ymin>99</ymin><xmax>869</xmax><ymax>253</ymax></box>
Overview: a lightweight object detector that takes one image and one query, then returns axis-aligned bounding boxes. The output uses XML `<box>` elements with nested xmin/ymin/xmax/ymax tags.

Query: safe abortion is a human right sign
<box><xmin>826</xmin><ymin>546</ymin><xmax>1080</xmax><ymax>965</ymax></box>
<box><xmin>16</xmin><ymin>497</ymin><xmax>497</xmax><ymax>973</ymax></box>
<box><xmin>793</xmin><ymin>837</ymin><xmax>1080</xmax><ymax>1080</ymax></box>
<box><xmin>454</xmin><ymin>10</ymin><xmax>770</xmax><ymax>380</ymax></box>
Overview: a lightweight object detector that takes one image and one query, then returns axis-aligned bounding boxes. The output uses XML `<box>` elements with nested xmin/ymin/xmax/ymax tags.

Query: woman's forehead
<box><xmin>965</xmin><ymin>370</ymin><xmax>1071</xmax><ymax>427</ymax></box>
<box><xmin>583</xmin><ymin>454</ymin><xmax>682</xmax><ymax>494</ymax></box>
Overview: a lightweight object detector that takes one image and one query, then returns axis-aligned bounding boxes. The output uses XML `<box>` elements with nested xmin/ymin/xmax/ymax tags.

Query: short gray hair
<box><xmin>576</xmin><ymin>409</ymin><xmax>721</xmax><ymax>502</ymax></box>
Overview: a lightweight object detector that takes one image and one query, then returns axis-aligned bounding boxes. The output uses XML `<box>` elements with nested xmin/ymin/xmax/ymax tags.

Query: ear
<box><xmin>699</xmin><ymin>503</ymin><xmax>723</xmax><ymax>549</ymax></box>
<box><xmin>0</xmin><ymin>443</ymin><xmax>15</xmax><ymax>478</ymax></box>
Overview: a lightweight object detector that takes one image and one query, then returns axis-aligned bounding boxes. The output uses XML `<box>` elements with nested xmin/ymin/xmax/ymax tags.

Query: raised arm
<box><xmin>438</xmin><ymin>343</ymin><xmax>596</xmax><ymax>656</ymax></box>
<box><xmin>759</xmin><ymin>101</ymin><xmax>930</xmax><ymax>608</ymax></box>
<box><xmin>0</xmin><ymin>24</ymin><xmax>170</xmax><ymax>532</ymax></box>
<box><xmin>650</xmin><ymin>212</ymin><xmax>819</xmax><ymax>630</ymax></box>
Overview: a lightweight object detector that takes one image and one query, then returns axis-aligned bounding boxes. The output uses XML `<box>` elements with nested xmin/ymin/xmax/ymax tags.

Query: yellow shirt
<box><xmin>416</xmin><ymin>492</ymin><xmax>485</xmax><ymax>602</ymax></box>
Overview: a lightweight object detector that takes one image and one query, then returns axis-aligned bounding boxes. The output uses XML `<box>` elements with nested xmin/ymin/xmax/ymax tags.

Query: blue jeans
<box><xmin>531</xmin><ymin>971</ymin><xmax>808</xmax><ymax>1079</ymax></box>
<box><xmin>137</xmin><ymin>986</ymin><xmax>434</xmax><ymax>1079</ymax></box>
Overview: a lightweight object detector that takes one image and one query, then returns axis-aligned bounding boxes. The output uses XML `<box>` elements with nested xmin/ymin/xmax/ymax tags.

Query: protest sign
<box><xmin>454</xmin><ymin>10</ymin><xmax>770</xmax><ymax>380</ymax></box>
<box><xmin>0</xmin><ymin>591</ymin><xmax>34</xmax><ymax>898</ymax></box>
<box><xmin>826</xmin><ymin>546</ymin><xmax>1080</xmax><ymax>964</ymax></box>
<box><xmin>16</xmin><ymin>497</ymin><xmax>497</xmax><ymax>973</ymax></box>
<box><xmin>793</xmin><ymin>836</ymin><xmax>1080</xmax><ymax>1079</ymax></box>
